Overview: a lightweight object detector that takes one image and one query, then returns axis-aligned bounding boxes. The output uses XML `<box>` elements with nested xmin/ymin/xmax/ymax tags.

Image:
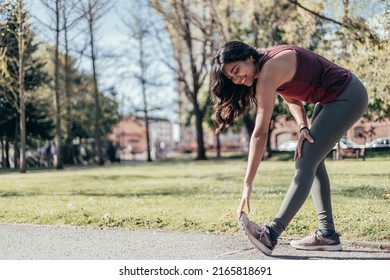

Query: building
<box><xmin>347</xmin><ymin>118</ymin><xmax>390</xmax><ymax>145</ymax></box>
<box><xmin>108</xmin><ymin>114</ymin><xmax>389</xmax><ymax>159</ymax></box>
<box><xmin>177</xmin><ymin>116</ymin><xmax>390</xmax><ymax>153</ymax></box>
<box><xmin>107</xmin><ymin>116</ymin><xmax>173</xmax><ymax>160</ymax></box>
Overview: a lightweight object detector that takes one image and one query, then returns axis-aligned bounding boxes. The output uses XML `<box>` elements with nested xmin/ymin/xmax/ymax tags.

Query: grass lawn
<box><xmin>0</xmin><ymin>158</ymin><xmax>389</xmax><ymax>242</ymax></box>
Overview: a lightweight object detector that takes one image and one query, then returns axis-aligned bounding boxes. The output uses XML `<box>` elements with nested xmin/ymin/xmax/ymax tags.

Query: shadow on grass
<box><xmin>83</xmin><ymin>173</ymin><xmax>221</xmax><ymax>181</ymax></box>
<box><xmin>335</xmin><ymin>185</ymin><xmax>389</xmax><ymax>199</ymax></box>
<box><xmin>0</xmin><ymin>186</ymin><xmax>203</xmax><ymax>198</ymax></box>
<box><xmin>0</xmin><ymin>188</ymin><xmax>287</xmax><ymax>199</ymax></box>
<box><xmin>0</xmin><ymin>191</ymin><xmax>31</xmax><ymax>197</ymax></box>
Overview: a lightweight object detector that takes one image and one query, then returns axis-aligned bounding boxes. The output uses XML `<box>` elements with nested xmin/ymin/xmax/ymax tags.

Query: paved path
<box><xmin>0</xmin><ymin>223</ymin><xmax>389</xmax><ymax>260</ymax></box>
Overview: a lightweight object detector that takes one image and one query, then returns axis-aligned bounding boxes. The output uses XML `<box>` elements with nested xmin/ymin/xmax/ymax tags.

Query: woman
<box><xmin>210</xmin><ymin>41</ymin><xmax>368</xmax><ymax>256</ymax></box>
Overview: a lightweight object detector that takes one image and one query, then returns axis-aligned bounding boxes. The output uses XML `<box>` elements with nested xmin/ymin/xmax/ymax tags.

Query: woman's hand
<box><xmin>237</xmin><ymin>183</ymin><xmax>253</xmax><ymax>219</ymax></box>
<box><xmin>294</xmin><ymin>127</ymin><xmax>314</xmax><ymax>160</ymax></box>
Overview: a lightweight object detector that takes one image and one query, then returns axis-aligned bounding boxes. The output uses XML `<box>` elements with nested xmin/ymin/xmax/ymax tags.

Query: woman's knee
<box><xmin>294</xmin><ymin>156</ymin><xmax>318</xmax><ymax>174</ymax></box>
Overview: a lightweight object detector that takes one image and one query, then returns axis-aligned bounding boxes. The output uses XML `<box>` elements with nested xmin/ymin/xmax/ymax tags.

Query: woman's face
<box><xmin>222</xmin><ymin>57</ymin><xmax>258</xmax><ymax>87</ymax></box>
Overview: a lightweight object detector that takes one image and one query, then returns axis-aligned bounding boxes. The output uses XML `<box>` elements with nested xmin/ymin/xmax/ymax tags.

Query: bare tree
<box><xmin>153</xmin><ymin>0</ymin><xmax>216</xmax><ymax>160</ymax></box>
<box><xmin>80</xmin><ymin>0</ymin><xmax>111</xmax><ymax>165</ymax></box>
<box><xmin>38</xmin><ymin>0</ymin><xmax>86</xmax><ymax>166</ymax></box>
<box><xmin>61</xmin><ymin>0</ymin><xmax>84</xmax><ymax>164</ymax></box>
<box><xmin>53</xmin><ymin>0</ymin><xmax>62</xmax><ymax>169</ymax></box>
<box><xmin>120</xmin><ymin>1</ymin><xmax>161</xmax><ymax>162</ymax></box>
<box><xmin>38</xmin><ymin>0</ymin><xmax>63</xmax><ymax>169</ymax></box>
<box><xmin>17</xmin><ymin>0</ymin><xmax>26</xmax><ymax>172</ymax></box>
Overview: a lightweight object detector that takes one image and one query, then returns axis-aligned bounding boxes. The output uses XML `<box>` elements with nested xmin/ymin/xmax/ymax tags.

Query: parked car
<box><xmin>278</xmin><ymin>140</ymin><xmax>298</xmax><ymax>151</ymax></box>
<box><xmin>333</xmin><ymin>138</ymin><xmax>365</xmax><ymax>149</ymax></box>
<box><xmin>332</xmin><ymin>138</ymin><xmax>366</xmax><ymax>159</ymax></box>
<box><xmin>365</xmin><ymin>137</ymin><xmax>390</xmax><ymax>148</ymax></box>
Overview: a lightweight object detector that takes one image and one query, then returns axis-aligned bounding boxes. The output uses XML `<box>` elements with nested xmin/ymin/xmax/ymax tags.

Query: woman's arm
<box><xmin>280</xmin><ymin>95</ymin><xmax>308</xmax><ymax>129</ymax></box>
<box><xmin>280</xmin><ymin>95</ymin><xmax>314</xmax><ymax>160</ymax></box>
<box><xmin>237</xmin><ymin>52</ymin><xmax>296</xmax><ymax>218</ymax></box>
<box><xmin>237</xmin><ymin>81</ymin><xmax>276</xmax><ymax>219</ymax></box>
<box><xmin>244</xmin><ymin>86</ymin><xmax>276</xmax><ymax>186</ymax></box>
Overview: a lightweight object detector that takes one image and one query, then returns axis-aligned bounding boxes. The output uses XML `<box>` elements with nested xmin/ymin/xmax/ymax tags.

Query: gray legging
<box><xmin>268</xmin><ymin>74</ymin><xmax>368</xmax><ymax>236</ymax></box>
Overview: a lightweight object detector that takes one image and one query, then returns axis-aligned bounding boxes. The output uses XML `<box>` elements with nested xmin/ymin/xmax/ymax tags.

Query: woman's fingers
<box><xmin>294</xmin><ymin>133</ymin><xmax>315</xmax><ymax>160</ymax></box>
<box><xmin>237</xmin><ymin>197</ymin><xmax>251</xmax><ymax>219</ymax></box>
<box><xmin>306</xmin><ymin>134</ymin><xmax>315</xmax><ymax>143</ymax></box>
<box><xmin>295</xmin><ymin>139</ymin><xmax>302</xmax><ymax>160</ymax></box>
<box><xmin>294</xmin><ymin>149</ymin><xmax>298</xmax><ymax>160</ymax></box>
<box><xmin>238</xmin><ymin>184</ymin><xmax>252</xmax><ymax>219</ymax></box>
<box><xmin>237</xmin><ymin>199</ymin><xmax>245</xmax><ymax>219</ymax></box>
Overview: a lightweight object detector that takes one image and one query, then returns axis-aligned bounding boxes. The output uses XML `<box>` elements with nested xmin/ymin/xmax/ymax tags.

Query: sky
<box><xmin>27</xmin><ymin>0</ymin><xmax>180</xmax><ymax>140</ymax></box>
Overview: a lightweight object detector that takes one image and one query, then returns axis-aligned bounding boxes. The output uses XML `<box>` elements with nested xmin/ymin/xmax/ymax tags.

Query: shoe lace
<box><xmin>254</xmin><ymin>223</ymin><xmax>270</xmax><ymax>241</ymax></box>
<box><xmin>309</xmin><ymin>230</ymin><xmax>323</xmax><ymax>242</ymax></box>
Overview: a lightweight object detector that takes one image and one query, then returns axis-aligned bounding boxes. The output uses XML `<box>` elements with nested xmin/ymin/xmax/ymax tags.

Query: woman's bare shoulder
<box><xmin>259</xmin><ymin>50</ymin><xmax>296</xmax><ymax>86</ymax></box>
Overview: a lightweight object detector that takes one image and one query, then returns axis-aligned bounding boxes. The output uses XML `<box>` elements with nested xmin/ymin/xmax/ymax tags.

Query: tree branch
<box><xmin>288</xmin><ymin>0</ymin><xmax>380</xmax><ymax>45</ymax></box>
<box><xmin>288</xmin><ymin>0</ymin><xmax>346</xmax><ymax>27</ymax></box>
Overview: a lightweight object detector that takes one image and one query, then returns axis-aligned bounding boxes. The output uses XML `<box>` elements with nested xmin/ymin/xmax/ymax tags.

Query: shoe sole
<box><xmin>290</xmin><ymin>242</ymin><xmax>342</xmax><ymax>251</ymax></box>
<box><xmin>239</xmin><ymin>215</ymin><xmax>273</xmax><ymax>256</ymax></box>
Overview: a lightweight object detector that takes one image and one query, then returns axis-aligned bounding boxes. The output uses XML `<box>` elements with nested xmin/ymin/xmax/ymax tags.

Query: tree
<box><xmin>0</xmin><ymin>96</ymin><xmax>15</xmax><ymax>168</ymax></box>
<box><xmin>39</xmin><ymin>0</ymin><xmax>63</xmax><ymax>169</ymax></box>
<box><xmin>290</xmin><ymin>0</ymin><xmax>389</xmax><ymax>127</ymax></box>
<box><xmin>153</xmin><ymin>0</ymin><xmax>216</xmax><ymax>160</ymax></box>
<box><xmin>209</xmin><ymin>0</ymin><xmax>323</xmax><ymax>157</ymax></box>
<box><xmin>0</xmin><ymin>94</ymin><xmax>54</xmax><ymax>168</ymax></box>
<box><xmin>34</xmin><ymin>0</ymin><xmax>88</xmax><ymax>165</ymax></box>
<box><xmin>288</xmin><ymin>0</ymin><xmax>381</xmax><ymax>46</ymax></box>
<box><xmin>80</xmin><ymin>0</ymin><xmax>111</xmax><ymax>165</ymax></box>
<box><xmin>33</xmin><ymin>42</ymin><xmax>120</xmax><ymax>165</ymax></box>
<box><xmin>16</xmin><ymin>0</ymin><xmax>26</xmax><ymax>172</ymax></box>
<box><xmin>122</xmin><ymin>1</ymin><xmax>153</xmax><ymax>162</ymax></box>
<box><xmin>61</xmin><ymin>0</ymin><xmax>84</xmax><ymax>164</ymax></box>
<box><xmin>0</xmin><ymin>0</ymin><xmax>47</xmax><ymax>172</ymax></box>
<box><xmin>119</xmin><ymin>0</ymin><xmax>171</xmax><ymax>162</ymax></box>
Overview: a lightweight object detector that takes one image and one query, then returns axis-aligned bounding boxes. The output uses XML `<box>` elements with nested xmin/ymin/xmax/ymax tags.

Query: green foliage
<box><xmin>0</xmin><ymin>2</ymin><xmax>48</xmax><ymax>94</ymax></box>
<box><xmin>208</xmin><ymin>0</ymin><xmax>389</xmax><ymax>144</ymax></box>
<box><xmin>1</xmin><ymin>12</ymin><xmax>120</xmax><ymax>166</ymax></box>
<box><xmin>311</xmin><ymin>0</ymin><xmax>389</xmax><ymax>118</ymax></box>
<box><xmin>0</xmin><ymin>1</ymin><xmax>51</xmax><ymax>144</ymax></box>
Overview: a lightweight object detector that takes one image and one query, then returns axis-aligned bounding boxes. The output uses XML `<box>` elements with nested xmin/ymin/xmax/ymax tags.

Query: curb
<box><xmin>281</xmin><ymin>237</ymin><xmax>390</xmax><ymax>251</ymax></box>
<box><xmin>345</xmin><ymin>240</ymin><xmax>390</xmax><ymax>251</ymax></box>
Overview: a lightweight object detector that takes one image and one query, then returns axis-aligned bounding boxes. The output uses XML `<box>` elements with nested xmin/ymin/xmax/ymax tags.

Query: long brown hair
<box><xmin>210</xmin><ymin>41</ymin><xmax>263</xmax><ymax>134</ymax></box>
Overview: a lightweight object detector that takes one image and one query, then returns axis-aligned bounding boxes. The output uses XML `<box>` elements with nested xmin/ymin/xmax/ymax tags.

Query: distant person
<box><xmin>210</xmin><ymin>41</ymin><xmax>368</xmax><ymax>255</ymax></box>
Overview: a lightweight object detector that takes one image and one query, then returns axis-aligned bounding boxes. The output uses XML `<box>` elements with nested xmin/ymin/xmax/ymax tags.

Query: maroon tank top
<box><xmin>258</xmin><ymin>45</ymin><xmax>352</xmax><ymax>104</ymax></box>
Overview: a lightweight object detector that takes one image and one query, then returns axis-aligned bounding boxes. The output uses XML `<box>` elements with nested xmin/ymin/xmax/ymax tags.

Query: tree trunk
<box><xmin>141</xmin><ymin>79</ymin><xmax>152</xmax><ymax>162</ymax></box>
<box><xmin>1</xmin><ymin>136</ymin><xmax>4</xmax><ymax>168</ymax></box>
<box><xmin>54</xmin><ymin>0</ymin><xmax>63</xmax><ymax>169</ymax></box>
<box><xmin>5</xmin><ymin>139</ymin><xmax>10</xmax><ymax>168</ymax></box>
<box><xmin>194</xmin><ymin>102</ymin><xmax>206</xmax><ymax>160</ymax></box>
<box><xmin>243</xmin><ymin>114</ymin><xmax>255</xmax><ymax>138</ymax></box>
<box><xmin>88</xmin><ymin>11</ymin><xmax>104</xmax><ymax>165</ymax></box>
<box><xmin>19</xmin><ymin>76</ymin><xmax>26</xmax><ymax>172</ymax></box>
<box><xmin>64</xmin><ymin>18</ymin><xmax>75</xmax><ymax>164</ymax></box>
<box><xmin>216</xmin><ymin>133</ymin><xmax>221</xmax><ymax>158</ymax></box>
<box><xmin>5</xmin><ymin>139</ymin><xmax>11</xmax><ymax>168</ymax></box>
<box><xmin>13</xmin><ymin>120</ymin><xmax>19</xmax><ymax>169</ymax></box>
<box><xmin>139</xmin><ymin>35</ymin><xmax>152</xmax><ymax>162</ymax></box>
<box><xmin>143</xmin><ymin>108</ymin><xmax>152</xmax><ymax>162</ymax></box>
<box><xmin>266</xmin><ymin>126</ymin><xmax>273</xmax><ymax>158</ymax></box>
<box><xmin>18</xmin><ymin>0</ymin><xmax>26</xmax><ymax>173</ymax></box>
